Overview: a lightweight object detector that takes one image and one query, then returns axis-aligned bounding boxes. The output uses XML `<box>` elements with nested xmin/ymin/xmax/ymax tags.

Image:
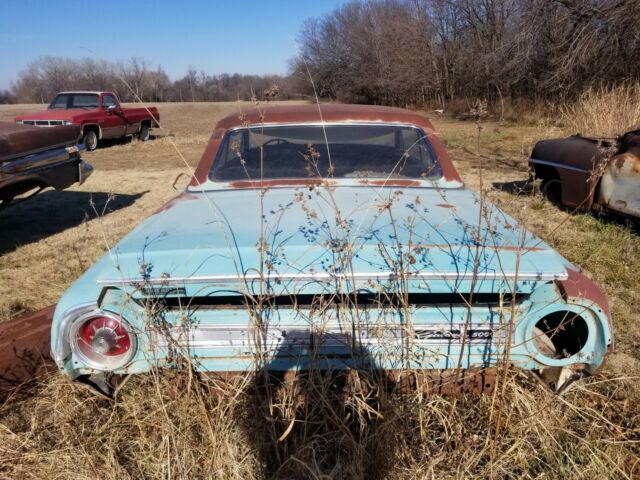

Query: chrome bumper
<box><xmin>78</xmin><ymin>160</ymin><xmax>93</xmax><ymax>185</ymax></box>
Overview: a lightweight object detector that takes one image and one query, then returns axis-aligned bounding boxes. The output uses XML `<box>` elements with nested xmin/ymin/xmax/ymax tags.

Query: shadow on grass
<box><xmin>493</xmin><ymin>180</ymin><xmax>639</xmax><ymax>233</ymax></box>
<box><xmin>0</xmin><ymin>189</ymin><xmax>148</xmax><ymax>254</ymax></box>
<box><xmin>492</xmin><ymin>179</ymin><xmax>534</xmax><ymax>195</ymax></box>
<box><xmin>95</xmin><ymin>137</ymin><xmax>134</xmax><ymax>149</ymax></box>
<box><xmin>244</xmin><ymin>331</ymin><xmax>396</xmax><ymax>479</ymax></box>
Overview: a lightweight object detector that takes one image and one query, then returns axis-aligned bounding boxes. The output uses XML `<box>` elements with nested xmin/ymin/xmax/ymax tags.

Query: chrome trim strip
<box><xmin>529</xmin><ymin>157</ymin><xmax>589</xmax><ymax>174</ymax></box>
<box><xmin>98</xmin><ymin>270</ymin><xmax>567</xmax><ymax>287</ymax></box>
<box><xmin>150</xmin><ymin>322</ymin><xmax>506</xmax><ymax>349</ymax></box>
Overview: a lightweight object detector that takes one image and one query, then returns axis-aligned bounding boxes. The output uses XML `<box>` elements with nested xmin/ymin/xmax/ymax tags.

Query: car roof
<box><xmin>57</xmin><ymin>91</ymin><xmax>109</xmax><ymax>95</ymax></box>
<box><xmin>192</xmin><ymin>103</ymin><xmax>462</xmax><ymax>185</ymax></box>
<box><xmin>215</xmin><ymin>103</ymin><xmax>431</xmax><ymax>130</ymax></box>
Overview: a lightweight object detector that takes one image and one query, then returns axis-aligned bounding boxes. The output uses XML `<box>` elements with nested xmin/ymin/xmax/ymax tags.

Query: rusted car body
<box><xmin>0</xmin><ymin>121</ymin><xmax>93</xmax><ymax>208</ymax></box>
<box><xmin>40</xmin><ymin>104</ymin><xmax>613</xmax><ymax>397</ymax></box>
<box><xmin>529</xmin><ymin>130</ymin><xmax>640</xmax><ymax>217</ymax></box>
<box><xmin>0</xmin><ymin>307</ymin><xmax>54</xmax><ymax>390</ymax></box>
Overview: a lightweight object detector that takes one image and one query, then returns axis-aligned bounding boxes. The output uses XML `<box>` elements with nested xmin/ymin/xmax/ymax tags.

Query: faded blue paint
<box><xmin>51</xmin><ymin>182</ymin><xmax>612</xmax><ymax>382</ymax></box>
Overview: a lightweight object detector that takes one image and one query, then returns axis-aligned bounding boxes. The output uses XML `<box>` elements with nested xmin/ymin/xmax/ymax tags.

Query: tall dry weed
<box><xmin>560</xmin><ymin>83</ymin><xmax>640</xmax><ymax>138</ymax></box>
<box><xmin>0</xmin><ymin>369</ymin><xmax>637</xmax><ymax>479</ymax></box>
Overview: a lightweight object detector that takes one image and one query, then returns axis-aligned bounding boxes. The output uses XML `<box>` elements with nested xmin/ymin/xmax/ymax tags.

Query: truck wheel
<box><xmin>139</xmin><ymin>124</ymin><xmax>150</xmax><ymax>142</ymax></box>
<box><xmin>82</xmin><ymin>130</ymin><xmax>98</xmax><ymax>151</ymax></box>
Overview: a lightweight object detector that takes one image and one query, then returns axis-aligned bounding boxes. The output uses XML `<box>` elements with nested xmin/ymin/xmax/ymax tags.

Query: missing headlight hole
<box><xmin>534</xmin><ymin>311</ymin><xmax>589</xmax><ymax>358</ymax></box>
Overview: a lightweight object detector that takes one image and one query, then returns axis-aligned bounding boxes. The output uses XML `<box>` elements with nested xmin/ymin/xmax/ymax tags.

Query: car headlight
<box><xmin>15</xmin><ymin>120</ymin><xmax>23</xmax><ymax>124</ymax></box>
<box><xmin>63</xmin><ymin>120</ymin><xmax>73</xmax><ymax>126</ymax></box>
<box><xmin>68</xmin><ymin>311</ymin><xmax>137</xmax><ymax>370</ymax></box>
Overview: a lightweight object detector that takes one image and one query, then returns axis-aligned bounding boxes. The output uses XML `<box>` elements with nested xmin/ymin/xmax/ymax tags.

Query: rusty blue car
<box><xmin>50</xmin><ymin>104</ymin><xmax>613</xmax><ymax>396</ymax></box>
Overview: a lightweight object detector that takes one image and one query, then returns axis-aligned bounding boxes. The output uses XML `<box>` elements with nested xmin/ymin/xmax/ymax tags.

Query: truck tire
<box><xmin>82</xmin><ymin>130</ymin><xmax>98</xmax><ymax>151</ymax></box>
<box><xmin>139</xmin><ymin>124</ymin><xmax>150</xmax><ymax>142</ymax></box>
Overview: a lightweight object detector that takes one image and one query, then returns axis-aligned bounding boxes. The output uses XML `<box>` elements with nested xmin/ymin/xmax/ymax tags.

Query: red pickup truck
<box><xmin>15</xmin><ymin>91</ymin><xmax>160</xmax><ymax>151</ymax></box>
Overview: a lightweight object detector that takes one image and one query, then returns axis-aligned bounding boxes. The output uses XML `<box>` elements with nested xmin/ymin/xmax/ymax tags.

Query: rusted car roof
<box><xmin>215</xmin><ymin>103</ymin><xmax>432</xmax><ymax>130</ymax></box>
<box><xmin>191</xmin><ymin>103</ymin><xmax>462</xmax><ymax>185</ymax></box>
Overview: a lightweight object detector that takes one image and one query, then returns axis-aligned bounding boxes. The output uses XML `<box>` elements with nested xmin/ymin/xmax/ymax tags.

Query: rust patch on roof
<box><xmin>190</xmin><ymin>104</ymin><xmax>463</xmax><ymax>186</ymax></box>
<box><xmin>227</xmin><ymin>178</ymin><xmax>337</xmax><ymax>189</ymax></box>
<box><xmin>358</xmin><ymin>179</ymin><xmax>422</xmax><ymax>187</ymax></box>
<box><xmin>215</xmin><ymin>103</ymin><xmax>428</xmax><ymax>131</ymax></box>
<box><xmin>152</xmin><ymin>192</ymin><xmax>199</xmax><ymax>215</ymax></box>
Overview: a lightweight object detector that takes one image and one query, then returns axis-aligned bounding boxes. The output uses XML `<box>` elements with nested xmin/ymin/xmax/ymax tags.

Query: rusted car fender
<box><xmin>529</xmin><ymin>135</ymin><xmax>607</xmax><ymax>210</ymax></box>
<box><xmin>597</xmin><ymin>131</ymin><xmax>640</xmax><ymax>217</ymax></box>
<box><xmin>529</xmin><ymin>130</ymin><xmax>640</xmax><ymax>218</ymax></box>
<box><xmin>0</xmin><ymin>306</ymin><xmax>54</xmax><ymax>388</ymax></box>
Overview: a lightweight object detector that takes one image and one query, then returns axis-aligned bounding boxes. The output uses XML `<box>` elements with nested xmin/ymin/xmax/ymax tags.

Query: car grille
<box><xmin>19</xmin><ymin>120</ymin><xmax>65</xmax><ymax>127</ymax></box>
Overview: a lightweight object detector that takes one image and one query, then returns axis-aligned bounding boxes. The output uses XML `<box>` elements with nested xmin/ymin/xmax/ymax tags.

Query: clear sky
<box><xmin>0</xmin><ymin>0</ymin><xmax>347</xmax><ymax>90</ymax></box>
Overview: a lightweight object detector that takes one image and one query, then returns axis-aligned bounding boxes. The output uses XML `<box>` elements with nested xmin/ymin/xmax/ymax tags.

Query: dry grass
<box><xmin>0</xmin><ymin>101</ymin><xmax>305</xmax><ymax>320</ymax></box>
<box><xmin>1</xmin><ymin>367</ymin><xmax>637</xmax><ymax>479</ymax></box>
<box><xmin>0</xmin><ymin>102</ymin><xmax>639</xmax><ymax>479</ymax></box>
<box><xmin>560</xmin><ymin>83</ymin><xmax>640</xmax><ymax>138</ymax></box>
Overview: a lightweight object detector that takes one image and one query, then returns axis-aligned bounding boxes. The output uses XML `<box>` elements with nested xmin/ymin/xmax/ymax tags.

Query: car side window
<box><xmin>102</xmin><ymin>95</ymin><xmax>117</xmax><ymax>110</ymax></box>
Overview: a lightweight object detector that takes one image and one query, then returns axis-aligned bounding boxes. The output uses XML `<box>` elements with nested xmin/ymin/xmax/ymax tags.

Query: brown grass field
<box><xmin>0</xmin><ymin>101</ymin><xmax>638</xmax><ymax>478</ymax></box>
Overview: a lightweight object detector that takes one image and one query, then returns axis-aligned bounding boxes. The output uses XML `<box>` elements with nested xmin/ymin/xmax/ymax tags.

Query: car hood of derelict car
<box><xmin>56</xmin><ymin>183</ymin><xmax>573</xmax><ymax>308</ymax></box>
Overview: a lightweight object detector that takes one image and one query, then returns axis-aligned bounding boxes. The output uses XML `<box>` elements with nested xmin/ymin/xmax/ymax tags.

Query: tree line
<box><xmin>7</xmin><ymin>56</ymin><xmax>295</xmax><ymax>104</ymax></box>
<box><xmin>4</xmin><ymin>0</ymin><xmax>638</xmax><ymax>109</ymax></box>
<box><xmin>291</xmin><ymin>0</ymin><xmax>640</xmax><ymax>107</ymax></box>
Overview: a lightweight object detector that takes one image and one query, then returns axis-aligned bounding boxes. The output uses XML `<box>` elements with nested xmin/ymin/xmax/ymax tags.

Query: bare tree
<box><xmin>12</xmin><ymin>56</ymin><xmax>292</xmax><ymax>103</ymax></box>
<box><xmin>292</xmin><ymin>0</ymin><xmax>640</xmax><ymax>107</ymax></box>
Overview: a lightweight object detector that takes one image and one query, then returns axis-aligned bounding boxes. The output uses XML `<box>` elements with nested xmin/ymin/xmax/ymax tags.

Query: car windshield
<box><xmin>49</xmin><ymin>94</ymin><xmax>100</xmax><ymax>110</ymax></box>
<box><xmin>210</xmin><ymin>124</ymin><xmax>442</xmax><ymax>181</ymax></box>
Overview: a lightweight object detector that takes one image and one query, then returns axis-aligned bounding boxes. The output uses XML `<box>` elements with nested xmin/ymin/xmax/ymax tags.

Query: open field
<box><xmin>0</xmin><ymin>102</ymin><xmax>638</xmax><ymax>478</ymax></box>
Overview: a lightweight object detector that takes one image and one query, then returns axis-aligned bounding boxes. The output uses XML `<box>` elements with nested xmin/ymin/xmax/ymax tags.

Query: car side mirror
<box><xmin>107</xmin><ymin>105</ymin><xmax>118</xmax><ymax>112</ymax></box>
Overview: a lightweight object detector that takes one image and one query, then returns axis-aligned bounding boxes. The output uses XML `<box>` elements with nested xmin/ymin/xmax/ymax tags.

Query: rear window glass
<box><xmin>210</xmin><ymin>124</ymin><xmax>441</xmax><ymax>181</ymax></box>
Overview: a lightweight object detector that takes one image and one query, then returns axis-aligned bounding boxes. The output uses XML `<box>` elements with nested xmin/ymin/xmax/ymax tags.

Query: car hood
<box><xmin>74</xmin><ymin>186</ymin><xmax>572</xmax><ymax>298</ymax></box>
<box><xmin>15</xmin><ymin>109</ymin><xmax>87</xmax><ymax>121</ymax></box>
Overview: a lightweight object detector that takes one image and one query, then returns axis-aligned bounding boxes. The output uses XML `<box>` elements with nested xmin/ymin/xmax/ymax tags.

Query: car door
<box><xmin>100</xmin><ymin>94</ymin><xmax>126</xmax><ymax>139</ymax></box>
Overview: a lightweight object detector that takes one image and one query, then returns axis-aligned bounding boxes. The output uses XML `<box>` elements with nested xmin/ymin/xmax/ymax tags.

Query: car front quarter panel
<box><xmin>515</xmin><ymin>282</ymin><xmax>612</xmax><ymax>371</ymax></box>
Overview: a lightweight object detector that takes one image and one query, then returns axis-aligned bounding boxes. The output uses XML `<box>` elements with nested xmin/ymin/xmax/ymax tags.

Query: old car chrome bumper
<box><xmin>78</xmin><ymin>160</ymin><xmax>93</xmax><ymax>185</ymax></box>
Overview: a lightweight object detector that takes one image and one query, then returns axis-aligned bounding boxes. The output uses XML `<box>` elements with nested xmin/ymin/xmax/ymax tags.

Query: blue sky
<box><xmin>0</xmin><ymin>0</ymin><xmax>347</xmax><ymax>90</ymax></box>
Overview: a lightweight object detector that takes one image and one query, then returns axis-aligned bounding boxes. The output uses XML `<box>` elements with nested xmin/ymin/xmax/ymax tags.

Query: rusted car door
<box><xmin>597</xmin><ymin>132</ymin><xmax>640</xmax><ymax>217</ymax></box>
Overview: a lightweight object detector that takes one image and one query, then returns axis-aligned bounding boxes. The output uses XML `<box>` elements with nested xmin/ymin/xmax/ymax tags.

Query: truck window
<box><xmin>49</xmin><ymin>95</ymin><xmax>68</xmax><ymax>109</ymax></box>
<box><xmin>71</xmin><ymin>94</ymin><xmax>99</xmax><ymax>109</ymax></box>
<box><xmin>102</xmin><ymin>95</ymin><xmax>117</xmax><ymax>110</ymax></box>
<box><xmin>48</xmin><ymin>93</ymin><xmax>99</xmax><ymax>110</ymax></box>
